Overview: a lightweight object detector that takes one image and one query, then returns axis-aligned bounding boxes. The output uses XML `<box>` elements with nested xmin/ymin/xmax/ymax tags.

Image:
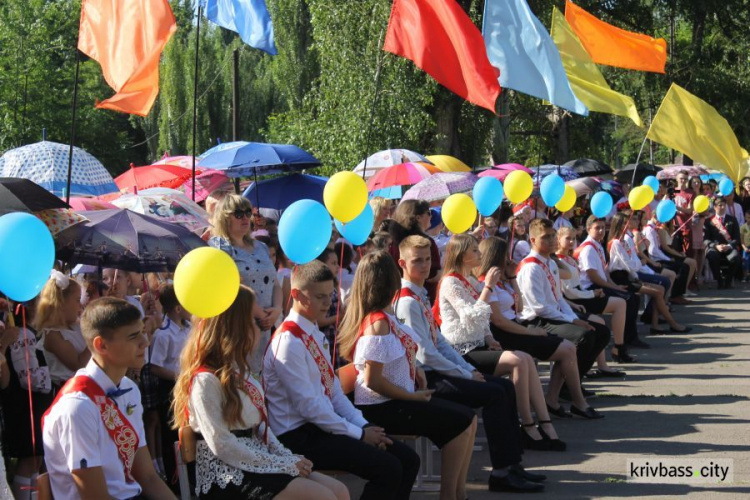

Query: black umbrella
<box><xmin>55</xmin><ymin>209</ymin><xmax>206</xmax><ymax>272</ymax></box>
<box><xmin>615</xmin><ymin>163</ymin><xmax>662</xmax><ymax>185</ymax></box>
<box><xmin>0</xmin><ymin>177</ymin><xmax>69</xmax><ymax>215</ymax></box>
<box><xmin>563</xmin><ymin>158</ymin><xmax>612</xmax><ymax>178</ymax></box>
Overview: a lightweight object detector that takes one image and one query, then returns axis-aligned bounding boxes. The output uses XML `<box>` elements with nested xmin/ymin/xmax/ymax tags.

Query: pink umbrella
<box><xmin>154</xmin><ymin>155</ymin><xmax>196</xmax><ymax>169</ymax></box>
<box><xmin>182</xmin><ymin>169</ymin><xmax>232</xmax><ymax>202</ymax></box>
<box><xmin>366</xmin><ymin>162</ymin><xmax>439</xmax><ymax>191</ymax></box>
<box><xmin>68</xmin><ymin>197</ymin><xmax>117</xmax><ymax>211</ymax></box>
<box><xmin>477</xmin><ymin>163</ymin><xmax>533</xmax><ymax>182</ymax></box>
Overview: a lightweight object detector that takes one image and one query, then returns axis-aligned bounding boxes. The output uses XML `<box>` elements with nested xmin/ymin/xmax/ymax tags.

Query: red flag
<box><xmin>383</xmin><ymin>0</ymin><xmax>501</xmax><ymax>113</ymax></box>
<box><xmin>78</xmin><ymin>0</ymin><xmax>177</xmax><ymax>116</ymax></box>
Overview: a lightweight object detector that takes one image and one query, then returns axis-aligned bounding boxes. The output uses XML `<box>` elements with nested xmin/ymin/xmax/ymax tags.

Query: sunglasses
<box><xmin>232</xmin><ymin>209</ymin><xmax>253</xmax><ymax>220</ymax></box>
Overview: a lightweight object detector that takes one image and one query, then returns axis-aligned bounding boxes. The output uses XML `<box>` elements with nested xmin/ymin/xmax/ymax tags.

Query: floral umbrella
<box><xmin>656</xmin><ymin>165</ymin><xmax>709</xmax><ymax>180</ymax></box>
<box><xmin>182</xmin><ymin>169</ymin><xmax>232</xmax><ymax>202</ymax></box>
<box><xmin>366</xmin><ymin>162</ymin><xmax>439</xmax><ymax>192</ymax></box>
<box><xmin>353</xmin><ymin>149</ymin><xmax>432</xmax><ymax>179</ymax></box>
<box><xmin>402</xmin><ymin>172</ymin><xmax>479</xmax><ymax>202</ymax></box>
<box><xmin>35</xmin><ymin>208</ymin><xmax>88</xmax><ymax>236</ymax></box>
<box><xmin>111</xmin><ymin>191</ymin><xmax>210</xmax><ymax>234</ymax></box>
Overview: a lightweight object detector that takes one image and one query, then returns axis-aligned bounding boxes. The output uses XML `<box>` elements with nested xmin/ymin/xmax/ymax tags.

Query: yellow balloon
<box><xmin>555</xmin><ymin>185</ymin><xmax>577</xmax><ymax>212</ymax></box>
<box><xmin>442</xmin><ymin>193</ymin><xmax>477</xmax><ymax>234</ymax></box>
<box><xmin>693</xmin><ymin>195</ymin><xmax>710</xmax><ymax>213</ymax></box>
<box><xmin>324</xmin><ymin>172</ymin><xmax>368</xmax><ymax>223</ymax></box>
<box><xmin>628</xmin><ymin>185</ymin><xmax>654</xmax><ymax>211</ymax></box>
<box><xmin>174</xmin><ymin>247</ymin><xmax>241</xmax><ymax>318</ymax></box>
<box><xmin>504</xmin><ymin>170</ymin><xmax>533</xmax><ymax>204</ymax></box>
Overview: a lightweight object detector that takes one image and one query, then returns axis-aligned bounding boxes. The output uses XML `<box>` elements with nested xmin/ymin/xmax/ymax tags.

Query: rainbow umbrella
<box><xmin>366</xmin><ymin>162</ymin><xmax>439</xmax><ymax>192</ymax></box>
<box><xmin>425</xmin><ymin>155</ymin><xmax>471</xmax><ymax>173</ymax></box>
<box><xmin>353</xmin><ymin>149</ymin><xmax>432</xmax><ymax>179</ymax></box>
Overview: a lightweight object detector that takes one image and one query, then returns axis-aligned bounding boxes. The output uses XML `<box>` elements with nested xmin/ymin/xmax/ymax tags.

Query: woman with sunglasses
<box><xmin>209</xmin><ymin>195</ymin><xmax>282</xmax><ymax>374</ymax></box>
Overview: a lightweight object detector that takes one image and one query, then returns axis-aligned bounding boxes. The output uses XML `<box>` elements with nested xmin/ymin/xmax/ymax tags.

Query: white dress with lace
<box><xmin>188</xmin><ymin>372</ymin><xmax>301</xmax><ymax>495</ymax></box>
<box><xmin>439</xmin><ymin>276</ymin><xmax>491</xmax><ymax>355</ymax></box>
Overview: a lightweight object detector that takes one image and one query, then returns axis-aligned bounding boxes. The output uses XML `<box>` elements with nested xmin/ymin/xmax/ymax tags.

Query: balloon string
<box><xmin>16</xmin><ymin>304</ymin><xmax>39</xmax><ymax>492</ymax></box>
<box><xmin>620</xmin><ymin>212</ymin><xmax>634</xmax><ymax>239</ymax></box>
<box><xmin>671</xmin><ymin>212</ymin><xmax>697</xmax><ymax>238</ymax></box>
<box><xmin>509</xmin><ymin>219</ymin><xmax>515</xmax><ymax>254</ymax></box>
<box><xmin>285</xmin><ymin>266</ymin><xmax>297</xmax><ymax>315</ymax></box>
<box><xmin>332</xmin><ymin>244</ymin><xmax>345</xmax><ymax>366</ymax></box>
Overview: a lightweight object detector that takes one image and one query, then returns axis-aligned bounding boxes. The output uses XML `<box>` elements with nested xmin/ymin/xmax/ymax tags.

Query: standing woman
<box><xmin>172</xmin><ymin>285</ymin><xmax>348</xmax><ymax>500</ymax></box>
<box><xmin>338</xmin><ymin>251</ymin><xmax>477</xmax><ymax>500</ymax></box>
<box><xmin>210</xmin><ymin>195</ymin><xmax>282</xmax><ymax>373</ymax></box>
<box><xmin>689</xmin><ymin>176</ymin><xmax>707</xmax><ymax>285</ymax></box>
<box><xmin>738</xmin><ymin>177</ymin><xmax>750</xmax><ymax>213</ymax></box>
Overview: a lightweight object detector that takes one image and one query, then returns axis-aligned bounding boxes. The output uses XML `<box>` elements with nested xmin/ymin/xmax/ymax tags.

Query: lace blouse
<box><xmin>188</xmin><ymin>372</ymin><xmax>301</xmax><ymax>495</ymax></box>
<box><xmin>353</xmin><ymin>314</ymin><xmax>419</xmax><ymax>406</ymax></box>
<box><xmin>439</xmin><ymin>276</ymin><xmax>491</xmax><ymax>355</ymax></box>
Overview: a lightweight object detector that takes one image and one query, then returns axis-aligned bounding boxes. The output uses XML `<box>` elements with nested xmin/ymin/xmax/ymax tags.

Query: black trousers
<box><xmin>278</xmin><ymin>423</ymin><xmax>420</xmax><ymax>500</ymax></box>
<box><xmin>595</xmin><ymin>286</ymin><xmax>641</xmax><ymax>344</ymax></box>
<box><xmin>426</xmin><ymin>371</ymin><xmax>522</xmax><ymax>469</ymax></box>
<box><xmin>525</xmin><ymin>317</ymin><xmax>610</xmax><ymax>377</ymax></box>
<box><xmin>705</xmin><ymin>247</ymin><xmax>741</xmax><ymax>286</ymax></box>
<box><xmin>660</xmin><ymin>259</ymin><xmax>689</xmax><ymax>297</ymax></box>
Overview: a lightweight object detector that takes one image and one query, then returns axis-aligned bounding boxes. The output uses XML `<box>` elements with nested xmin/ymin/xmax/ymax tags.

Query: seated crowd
<box><xmin>0</xmin><ymin>175</ymin><xmax>741</xmax><ymax>499</ymax></box>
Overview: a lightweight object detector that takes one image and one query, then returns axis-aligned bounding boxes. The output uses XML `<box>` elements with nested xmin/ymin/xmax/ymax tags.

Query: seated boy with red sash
<box><xmin>263</xmin><ymin>261</ymin><xmax>419</xmax><ymax>500</ymax></box>
<box><xmin>43</xmin><ymin>297</ymin><xmax>175</xmax><ymax>500</ymax></box>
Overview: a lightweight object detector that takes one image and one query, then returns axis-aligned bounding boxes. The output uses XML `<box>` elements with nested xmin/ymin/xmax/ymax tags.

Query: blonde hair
<box><xmin>442</xmin><ymin>234</ymin><xmax>478</xmax><ymax>276</ymax></box>
<box><xmin>398</xmin><ymin>234</ymin><xmax>431</xmax><ymax>256</ymax></box>
<box><xmin>338</xmin><ymin>251</ymin><xmax>401</xmax><ymax>361</ymax></box>
<box><xmin>172</xmin><ymin>285</ymin><xmax>258</xmax><ymax>429</ymax></box>
<box><xmin>369</xmin><ymin>197</ymin><xmax>391</xmax><ymax>221</ymax></box>
<box><xmin>210</xmin><ymin>194</ymin><xmax>254</xmax><ymax>246</ymax></box>
<box><xmin>34</xmin><ymin>278</ymin><xmax>81</xmax><ymax>331</ymax></box>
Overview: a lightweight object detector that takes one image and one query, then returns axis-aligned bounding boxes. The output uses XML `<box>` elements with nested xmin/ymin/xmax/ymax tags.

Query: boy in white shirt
<box><xmin>42</xmin><ymin>297</ymin><xmax>175</xmax><ymax>500</ymax></box>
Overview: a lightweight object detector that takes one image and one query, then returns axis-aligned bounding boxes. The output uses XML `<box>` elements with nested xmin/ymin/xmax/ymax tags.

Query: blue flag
<box><xmin>203</xmin><ymin>0</ymin><xmax>277</xmax><ymax>55</ymax></box>
<box><xmin>482</xmin><ymin>0</ymin><xmax>587</xmax><ymax>115</ymax></box>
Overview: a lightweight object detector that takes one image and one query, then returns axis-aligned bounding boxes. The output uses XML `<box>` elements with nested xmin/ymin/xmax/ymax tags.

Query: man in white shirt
<box><xmin>577</xmin><ymin>216</ymin><xmax>643</xmax><ymax>347</ymax></box>
<box><xmin>394</xmin><ymin>236</ymin><xmax>544</xmax><ymax>492</ymax></box>
<box><xmin>43</xmin><ymin>297</ymin><xmax>175</xmax><ymax>500</ymax></box>
<box><xmin>263</xmin><ymin>261</ymin><xmax>419</xmax><ymax>500</ymax></box>
<box><xmin>517</xmin><ymin>219</ymin><xmax>607</xmax><ymax>419</ymax></box>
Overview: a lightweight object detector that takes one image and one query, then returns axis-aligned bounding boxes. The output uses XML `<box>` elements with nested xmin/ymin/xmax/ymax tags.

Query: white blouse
<box><xmin>485</xmin><ymin>280</ymin><xmax>516</xmax><ymax>321</ymax></box>
<box><xmin>512</xmin><ymin>240</ymin><xmax>531</xmax><ymax>263</ymax></box>
<box><xmin>353</xmin><ymin>313</ymin><xmax>419</xmax><ymax>406</ymax></box>
<box><xmin>188</xmin><ymin>372</ymin><xmax>301</xmax><ymax>495</ymax></box>
<box><xmin>556</xmin><ymin>256</ymin><xmax>596</xmax><ymax>300</ymax></box>
<box><xmin>39</xmin><ymin>325</ymin><xmax>88</xmax><ymax>386</ymax></box>
<box><xmin>439</xmin><ymin>276</ymin><xmax>491</xmax><ymax>355</ymax></box>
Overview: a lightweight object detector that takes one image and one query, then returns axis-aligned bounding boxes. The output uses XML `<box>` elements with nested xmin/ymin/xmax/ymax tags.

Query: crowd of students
<box><xmin>0</xmin><ymin>173</ymin><xmax>747</xmax><ymax>499</ymax></box>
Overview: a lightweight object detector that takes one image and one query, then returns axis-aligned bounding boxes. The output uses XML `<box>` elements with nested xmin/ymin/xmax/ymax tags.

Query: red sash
<box><xmin>42</xmin><ymin>376</ymin><xmax>139</xmax><ymax>482</ymax></box>
<box><xmin>607</xmin><ymin>238</ymin><xmax>633</xmax><ymax>260</ymax></box>
<box><xmin>395</xmin><ymin>287</ymin><xmax>439</xmax><ymax>346</ymax></box>
<box><xmin>191</xmin><ymin>367</ymin><xmax>270</xmax><ymax>444</ymax></box>
<box><xmin>574</xmin><ymin>240</ymin><xmax>606</xmax><ymax>268</ymax></box>
<box><xmin>432</xmin><ymin>273</ymin><xmax>479</xmax><ymax>327</ymax></box>
<box><xmin>711</xmin><ymin>216</ymin><xmax>732</xmax><ymax>243</ymax></box>
<box><xmin>351</xmin><ymin>312</ymin><xmax>417</xmax><ymax>382</ymax></box>
<box><xmin>517</xmin><ymin>256</ymin><xmax>560</xmax><ymax>301</ymax></box>
<box><xmin>272</xmin><ymin>321</ymin><xmax>335</xmax><ymax>399</ymax></box>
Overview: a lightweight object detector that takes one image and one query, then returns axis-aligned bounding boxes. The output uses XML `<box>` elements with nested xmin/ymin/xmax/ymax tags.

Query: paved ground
<box><xmin>342</xmin><ymin>284</ymin><xmax>750</xmax><ymax>499</ymax></box>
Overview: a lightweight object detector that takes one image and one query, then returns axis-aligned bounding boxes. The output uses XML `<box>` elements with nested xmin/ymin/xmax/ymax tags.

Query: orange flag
<box><xmin>565</xmin><ymin>0</ymin><xmax>666</xmax><ymax>73</ymax></box>
<box><xmin>78</xmin><ymin>0</ymin><xmax>177</xmax><ymax>116</ymax></box>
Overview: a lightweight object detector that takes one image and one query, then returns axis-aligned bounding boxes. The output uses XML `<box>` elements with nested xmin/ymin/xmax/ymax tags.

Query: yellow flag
<box><xmin>647</xmin><ymin>83</ymin><xmax>749</xmax><ymax>183</ymax></box>
<box><xmin>550</xmin><ymin>8</ymin><xmax>642</xmax><ymax>127</ymax></box>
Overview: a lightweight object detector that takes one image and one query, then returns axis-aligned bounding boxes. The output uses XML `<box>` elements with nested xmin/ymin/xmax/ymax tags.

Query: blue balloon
<box><xmin>590</xmin><ymin>191</ymin><xmax>613</xmax><ymax>218</ymax></box>
<box><xmin>539</xmin><ymin>174</ymin><xmax>565</xmax><ymax>207</ymax></box>
<box><xmin>719</xmin><ymin>177</ymin><xmax>734</xmax><ymax>196</ymax></box>
<box><xmin>709</xmin><ymin>173</ymin><xmax>724</xmax><ymax>181</ymax></box>
<box><xmin>656</xmin><ymin>199</ymin><xmax>677</xmax><ymax>223</ymax></box>
<box><xmin>699</xmin><ymin>174</ymin><xmax>709</xmax><ymax>182</ymax></box>
<box><xmin>0</xmin><ymin>212</ymin><xmax>55</xmax><ymax>301</ymax></box>
<box><xmin>335</xmin><ymin>203</ymin><xmax>374</xmax><ymax>246</ymax></box>
<box><xmin>473</xmin><ymin>177</ymin><xmax>504</xmax><ymax>216</ymax></box>
<box><xmin>642</xmin><ymin>175</ymin><xmax>659</xmax><ymax>193</ymax></box>
<box><xmin>278</xmin><ymin>200</ymin><xmax>332</xmax><ymax>264</ymax></box>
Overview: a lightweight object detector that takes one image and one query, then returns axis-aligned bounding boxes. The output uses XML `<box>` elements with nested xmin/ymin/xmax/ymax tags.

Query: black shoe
<box><xmin>629</xmin><ymin>338</ymin><xmax>651</xmax><ymax>348</ymax></box>
<box><xmin>586</xmin><ymin>368</ymin><xmax>627</xmax><ymax>378</ymax></box>
<box><xmin>537</xmin><ymin>421</ymin><xmax>567</xmax><ymax>451</ymax></box>
<box><xmin>546</xmin><ymin>403</ymin><xmax>572</xmax><ymax>418</ymax></box>
<box><xmin>570</xmin><ymin>405</ymin><xmax>604</xmax><ymax>419</ymax></box>
<box><xmin>669</xmin><ymin>325</ymin><xmax>692</xmax><ymax>333</ymax></box>
<box><xmin>489</xmin><ymin>472</ymin><xmax>545</xmax><ymax>492</ymax></box>
<box><xmin>611</xmin><ymin>344</ymin><xmax>635</xmax><ymax>363</ymax></box>
<box><xmin>509</xmin><ymin>464</ymin><xmax>547</xmax><ymax>482</ymax></box>
<box><xmin>521</xmin><ymin>422</ymin><xmax>552</xmax><ymax>451</ymax></box>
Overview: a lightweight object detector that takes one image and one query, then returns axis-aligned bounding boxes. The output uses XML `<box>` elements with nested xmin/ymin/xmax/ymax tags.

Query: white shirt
<box><xmin>263</xmin><ymin>311</ymin><xmax>367</xmax><ymax>440</ymax></box>
<box><xmin>150</xmin><ymin>317</ymin><xmax>190</xmax><ymax>375</ymax></box>
<box><xmin>517</xmin><ymin>250</ymin><xmax>578</xmax><ymax>323</ymax></box>
<box><xmin>125</xmin><ymin>296</ymin><xmax>145</xmax><ymax>318</ymax></box>
<box><xmin>43</xmin><ymin>359</ymin><xmax>146</xmax><ymax>500</ymax></box>
<box><xmin>512</xmin><ymin>239</ymin><xmax>531</xmax><ymax>263</ymax></box>
<box><xmin>643</xmin><ymin>223</ymin><xmax>671</xmax><ymax>262</ymax></box>
<box><xmin>484</xmin><ymin>279</ymin><xmax>518</xmax><ymax>321</ymax></box>
<box><xmin>624</xmin><ymin>232</ymin><xmax>653</xmax><ymax>275</ymax></box>
<box><xmin>553</xmin><ymin>216</ymin><xmax>573</xmax><ymax>230</ymax></box>
<box><xmin>577</xmin><ymin>237</ymin><xmax>607</xmax><ymax>289</ymax></box>
<box><xmin>438</xmin><ymin>276</ymin><xmax>492</xmax><ymax>355</ymax></box>
<box><xmin>556</xmin><ymin>255</ymin><xmax>595</xmax><ymax>300</ymax></box>
<box><xmin>39</xmin><ymin>325</ymin><xmax>88</xmax><ymax>386</ymax></box>
<box><xmin>394</xmin><ymin>279</ymin><xmax>475</xmax><ymax>379</ymax></box>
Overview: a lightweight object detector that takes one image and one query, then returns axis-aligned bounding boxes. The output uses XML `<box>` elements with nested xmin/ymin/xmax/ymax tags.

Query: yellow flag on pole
<box><xmin>550</xmin><ymin>8</ymin><xmax>642</xmax><ymax>127</ymax></box>
<box><xmin>647</xmin><ymin>83</ymin><xmax>749</xmax><ymax>183</ymax></box>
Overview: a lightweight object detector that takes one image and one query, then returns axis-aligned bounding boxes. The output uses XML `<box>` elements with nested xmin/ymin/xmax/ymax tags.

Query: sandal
<box><xmin>537</xmin><ymin>420</ymin><xmax>566</xmax><ymax>451</ymax></box>
<box><xmin>520</xmin><ymin>422</ymin><xmax>551</xmax><ymax>450</ymax></box>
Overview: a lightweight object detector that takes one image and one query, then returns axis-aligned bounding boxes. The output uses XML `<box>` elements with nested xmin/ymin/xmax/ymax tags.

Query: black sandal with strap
<box><xmin>520</xmin><ymin>422</ymin><xmax>551</xmax><ymax>451</ymax></box>
<box><xmin>537</xmin><ymin>420</ymin><xmax>567</xmax><ymax>451</ymax></box>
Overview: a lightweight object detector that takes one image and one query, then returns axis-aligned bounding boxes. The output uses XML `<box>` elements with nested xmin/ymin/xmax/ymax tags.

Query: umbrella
<box><xmin>402</xmin><ymin>172</ymin><xmax>479</xmax><ymax>202</ymax></box>
<box><xmin>111</xmin><ymin>191</ymin><xmax>211</xmax><ymax>234</ymax></box>
<box><xmin>566</xmin><ymin>177</ymin><xmax>624</xmax><ymax>199</ymax></box>
<box><xmin>0</xmin><ymin>140</ymin><xmax>118</xmax><ymax>197</ymax></box>
<box><xmin>153</xmin><ymin>155</ymin><xmax>196</xmax><ymax>169</ymax></box>
<box><xmin>530</xmin><ymin>165</ymin><xmax>579</xmax><ymax>183</ymax></box>
<box><xmin>563</xmin><ymin>158</ymin><xmax>612</xmax><ymax>177</ymax></box>
<box><xmin>425</xmin><ymin>155</ymin><xmax>471</xmax><ymax>173</ymax></box>
<box><xmin>656</xmin><ymin>165</ymin><xmax>709</xmax><ymax>180</ymax></box>
<box><xmin>370</xmin><ymin>186</ymin><xmax>404</xmax><ymax>200</ymax></box>
<box><xmin>477</xmin><ymin>164</ymin><xmax>533</xmax><ymax>182</ymax></box>
<box><xmin>182</xmin><ymin>169</ymin><xmax>232</xmax><ymax>202</ymax></box>
<box><xmin>35</xmin><ymin>208</ymin><xmax>88</xmax><ymax>236</ymax></box>
<box><xmin>242</xmin><ymin>173</ymin><xmax>328</xmax><ymax>210</ymax></box>
<box><xmin>55</xmin><ymin>209</ymin><xmax>207</xmax><ymax>272</ymax></box>
<box><xmin>367</xmin><ymin>162</ymin><xmax>439</xmax><ymax>192</ymax></box>
<box><xmin>198</xmin><ymin>141</ymin><xmax>249</xmax><ymax>160</ymax></box>
<box><xmin>0</xmin><ymin>177</ymin><xmax>69</xmax><ymax>215</ymax></box>
<box><xmin>68</xmin><ymin>197</ymin><xmax>118</xmax><ymax>211</ymax></box>
<box><xmin>197</xmin><ymin>142</ymin><xmax>321</xmax><ymax>176</ymax></box>
<box><xmin>353</xmin><ymin>149</ymin><xmax>432</xmax><ymax>179</ymax></box>
<box><xmin>115</xmin><ymin>164</ymin><xmax>199</xmax><ymax>193</ymax></box>
<box><xmin>615</xmin><ymin>163</ymin><xmax>662</xmax><ymax>185</ymax></box>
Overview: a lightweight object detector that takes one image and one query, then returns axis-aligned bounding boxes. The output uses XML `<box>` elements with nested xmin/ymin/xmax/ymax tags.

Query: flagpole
<box><xmin>232</xmin><ymin>47</ymin><xmax>241</xmax><ymax>195</ymax></box>
<box><xmin>65</xmin><ymin>49</ymin><xmax>81</xmax><ymax>205</ymax></box>
<box><xmin>191</xmin><ymin>5</ymin><xmax>202</xmax><ymax>202</ymax></box>
<box><xmin>360</xmin><ymin>33</ymin><xmax>386</xmax><ymax>180</ymax></box>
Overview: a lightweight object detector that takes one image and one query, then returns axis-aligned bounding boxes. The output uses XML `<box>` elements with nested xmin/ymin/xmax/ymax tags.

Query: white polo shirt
<box><xmin>577</xmin><ymin>237</ymin><xmax>608</xmax><ymax>290</ymax></box>
<box><xmin>43</xmin><ymin>359</ymin><xmax>146</xmax><ymax>500</ymax></box>
<box><xmin>150</xmin><ymin>317</ymin><xmax>190</xmax><ymax>375</ymax></box>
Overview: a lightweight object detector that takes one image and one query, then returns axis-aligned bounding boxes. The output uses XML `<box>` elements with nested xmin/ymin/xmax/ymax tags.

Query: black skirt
<box><xmin>490</xmin><ymin>324</ymin><xmax>563</xmax><ymax>360</ymax></box>
<box><xmin>199</xmin><ymin>472</ymin><xmax>296</xmax><ymax>500</ymax></box>
<box><xmin>570</xmin><ymin>295</ymin><xmax>610</xmax><ymax>315</ymax></box>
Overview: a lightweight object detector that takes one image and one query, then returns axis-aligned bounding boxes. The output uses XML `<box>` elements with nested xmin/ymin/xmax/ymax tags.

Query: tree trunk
<box><xmin>553</xmin><ymin>107</ymin><xmax>569</xmax><ymax>164</ymax></box>
<box><xmin>491</xmin><ymin>91</ymin><xmax>511</xmax><ymax>164</ymax></box>
<box><xmin>433</xmin><ymin>91</ymin><xmax>463</xmax><ymax>157</ymax></box>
